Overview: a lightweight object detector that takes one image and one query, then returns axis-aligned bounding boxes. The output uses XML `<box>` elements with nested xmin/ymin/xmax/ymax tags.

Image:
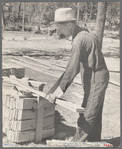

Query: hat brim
<box><xmin>51</xmin><ymin>19</ymin><xmax>76</xmax><ymax>24</ymax></box>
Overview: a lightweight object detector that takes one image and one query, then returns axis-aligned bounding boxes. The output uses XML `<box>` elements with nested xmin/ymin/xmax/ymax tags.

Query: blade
<box><xmin>45</xmin><ymin>72</ymin><xmax>64</xmax><ymax>96</ymax></box>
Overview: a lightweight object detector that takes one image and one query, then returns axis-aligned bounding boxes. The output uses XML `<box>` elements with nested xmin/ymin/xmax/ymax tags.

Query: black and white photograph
<box><xmin>2</xmin><ymin>1</ymin><xmax>120</xmax><ymax>147</ymax></box>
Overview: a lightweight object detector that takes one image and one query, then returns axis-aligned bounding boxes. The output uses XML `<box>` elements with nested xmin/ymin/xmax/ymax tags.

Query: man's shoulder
<box><xmin>73</xmin><ymin>30</ymin><xmax>91</xmax><ymax>45</ymax></box>
<box><xmin>73</xmin><ymin>30</ymin><xmax>97</xmax><ymax>45</ymax></box>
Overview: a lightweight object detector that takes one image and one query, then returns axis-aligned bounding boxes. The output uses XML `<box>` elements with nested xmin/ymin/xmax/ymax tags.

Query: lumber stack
<box><xmin>2</xmin><ymin>63</ymin><xmax>25</xmax><ymax>78</ymax></box>
<box><xmin>2</xmin><ymin>78</ymin><xmax>55</xmax><ymax>143</ymax></box>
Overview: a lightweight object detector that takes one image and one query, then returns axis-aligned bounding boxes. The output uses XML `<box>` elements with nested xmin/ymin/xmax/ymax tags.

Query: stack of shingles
<box><xmin>2</xmin><ymin>78</ymin><xmax>55</xmax><ymax>143</ymax></box>
<box><xmin>2</xmin><ymin>63</ymin><xmax>25</xmax><ymax>78</ymax></box>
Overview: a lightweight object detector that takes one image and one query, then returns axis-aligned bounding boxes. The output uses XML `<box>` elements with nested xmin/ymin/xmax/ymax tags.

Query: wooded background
<box><xmin>1</xmin><ymin>2</ymin><xmax>120</xmax><ymax>31</ymax></box>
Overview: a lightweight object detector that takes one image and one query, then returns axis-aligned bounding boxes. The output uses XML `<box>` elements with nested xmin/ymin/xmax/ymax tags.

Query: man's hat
<box><xmin>53</xmin><ymin>8</ymin><xmax>77</xmax><ymax>23</ymax></box>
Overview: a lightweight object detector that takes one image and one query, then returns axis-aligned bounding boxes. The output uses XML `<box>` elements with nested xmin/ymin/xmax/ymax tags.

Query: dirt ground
<box><xmin>2</xmin><ymin>31</ymin><xmax>120</xmax><ymax>147</ymax></box>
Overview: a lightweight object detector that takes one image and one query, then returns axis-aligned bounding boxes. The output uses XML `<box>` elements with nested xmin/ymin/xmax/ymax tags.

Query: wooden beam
<box><xmin>5</xmin><ymin>75</ymin><xmax>85</xmax><ymax>113</ymax></box>
<box><xmin>35</xmin><ymin>98</ymin><xmax>44</xmax><ymax>143</ymax></box>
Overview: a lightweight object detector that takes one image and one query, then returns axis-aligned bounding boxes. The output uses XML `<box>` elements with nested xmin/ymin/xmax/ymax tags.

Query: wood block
<box><xmin>2</xmin><ymin>66</ymin><xmax>25</xmax><ymax>78</ymax></box>
<box><xmin>3</xmin><ymin>127</ymin><xmax>7</xmax><ymax>134</ymax></box>
<box><xmin>17</xmin><ymin>109</ymin><xmax>37</xmax><ymax>120</ymax></box>
<box><xmin>3</xmin><ymin>105</ymin><xmax>6</xmax><ymax>117</ymax></box>
<box><xmin>12</xmin><ymin>98</ymin><xmax>16</xmax><ymax>109</ymax></box>
<box><xmin>35</xmin><ymin>103</ymin><xmax>44</xmax><ymax>143</ymax></box>
<box><xmin>14</xmin><ymin>109</ymin><xmax>19</xmax><ymax>120</ymax></box>
<box><xmin>8</xmin><ymin>109</ymin><xmax>12</xmax><ymax>120</ymax></box>
<box><xmin>44</xmin><ymin>104</ymin><xmax>55</xmax><ymax>117</ymax></box>
<box><xmin>12</xmin><ymin>119</ymin><xmax>36</xmax><ymax>131</ymax></box>
<box><xmin>9</xmin><ymin>97</ymin><xmax>14</xmax><ymax>109</ymax></box>
<box><xmin>11</xmin><ymin>114</ymin><xmax>54</xmax><ymax>132</ymax></box>
<box><xmin>6</xmin><ymin>95</ymin><xmax>10</xmax><ymax>107</ymax></box>
<box><xmin>5</xmin><ymin>108</ymin><xmax>9</xmax><ymax>118</ymax></box>
<box><xmin>3</xmin><ymin>118</ymin><xmax>10</xmax><ymax>129</ymax></box>
<box><xmin>12</xmin><ymin>109</ymin><xmax>16</xmax><ymax>120</ymax></box>
<box><xmin>7</xmin><ymin>130</ymin><xmax>35</xmax><ymax>143</ymax></box>
<box><xmin>16</xmin><ymin>97</ymin><xmax>38</xmax><ymax>110</ymax></box>
<box><xmin>43</xmin><ymin>115</ymin><xmax>54</xmax><ymax>129</ymax></box>
<box><xmin>2</xmin><ymin>94</ymin><xmax>6</xmax><ymax>105</ymax></box>
<box><xmin>7</xmin><ymin>130</ymin><xmax>12</xmax><ymax>141</ymax></box>
<box><xmin>42</xmin><ymin>128</ymin><xmax>55</xmax><ymax>139</ymax></box>
<box><xmin>7</xmin><ymin>128</ymin><xmax>55</xmax><ymax>143</ymax></box>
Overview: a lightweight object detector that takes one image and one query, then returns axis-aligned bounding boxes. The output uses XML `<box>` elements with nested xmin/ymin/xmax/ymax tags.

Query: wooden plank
<box><xmin>7</xmin><ymin>128</ymin><xmax>55</xmax><ymax>143</ymax></box>
<box><xmin>6</xmin><ymin>76</ymin><xmax>85</xmax><ymax>113</ymax></box>
<box><xmin>7</xmin><ymin>130</ymin><xmax>35</xmax><ymax>143</ymax></box>
<box><xmin>44</xmin><ymin>104</ymin><xmax>55</xmax><ymax>117</ymax></box>
<box><xmin>35</xmin><ymin>98</ymin><xmax>44</xmax><ymax>143</ymax></box>
<box><xmin>56</xmin><ymin>99</ymin><xmax>85</xmax><ymax>113</ymax></box>
<box><xmin>17</xmin><ymin>109</ymin><xmax>37</xmax><ymax>120</ymax></box>
<box><xmin>43</xmin><ymin>115</ymin><xmax>54</xmax><ymax>129</ymax></box>
<box><xmin>12</xmin><ymin>98</ymin><xmax>16</xmax><ymax>109</ymax></box>
<box><xmin>12</xmin><ymin>119</ymin><xmax>36</xmax><ymax>131</ymax></box>
<box><xmin>16</xmin><ymin>97</ymin><xmax>38</xmax><ymax>110</ymax></box>
<box><xmin>42</xmin><ymin>128</ymin><xmax>55</xmax><ymax>139</ymax></box>
<box><xmin>6</xmin><ymin>95</ymin><xmax>10</xmax><ymax>107</ymax></box>
<box><xmin>11</xmin><ymin>115</ymin><xmax>54</xmax><ymax>131</ymax></box>
<box><xmin>3</xmin><ymin>118</ymin><xmax>11</xmax><ymax>130</ymax></box>
<box><xmin>3</xmin><ymin>127</ymin><xmax>7</xmax><ymax>134</ymax></box>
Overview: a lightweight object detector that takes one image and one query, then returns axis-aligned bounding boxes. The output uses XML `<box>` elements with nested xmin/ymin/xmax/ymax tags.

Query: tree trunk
<box><xmin>90</xmin><ymin>3</ymin><xmax>93</xmax><ymax>21</ymax></box>
<box><xmin>22</xmin><ymin>2</ymin><xmax>24</xmax><ymax>32</ymax></box>
<box><xmin>17</xmin><ymin>3</ymin><xmax>21</xmax><ymax>29</ymax></box>
<box><xmin>77</xmin><ymin>2</ymin><xmax>80</xmax><ymax>25</ymax></box>
<box><xmin>95</xmin><ymin>2</ymin><xmax>107</xmax><ymax>50</ymax></box>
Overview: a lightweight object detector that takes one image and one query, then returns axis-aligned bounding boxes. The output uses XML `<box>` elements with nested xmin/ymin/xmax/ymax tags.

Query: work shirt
<box><xmin>60</xmin><ymin>26</ymin><xmax>109</xmax><ymax>93</ymax></box>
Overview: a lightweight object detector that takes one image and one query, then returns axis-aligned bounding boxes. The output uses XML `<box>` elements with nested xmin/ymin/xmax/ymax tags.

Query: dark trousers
<box><xmin>71</xmin><ymin>73</ymin><xmax>109</xmax><ymax>142</ymax></box>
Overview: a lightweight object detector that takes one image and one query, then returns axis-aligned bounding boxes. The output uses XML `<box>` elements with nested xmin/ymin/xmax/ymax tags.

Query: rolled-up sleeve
<box><xmin>60</xmin><ymin>44</ymin><xmax>82</xmax><ymax>92</ymax></box>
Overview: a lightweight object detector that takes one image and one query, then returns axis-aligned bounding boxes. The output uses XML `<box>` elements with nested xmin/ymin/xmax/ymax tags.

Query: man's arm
<box><xmin>59</xmin><ymin>44</ymin><xmax>82</xmax><ymax>92</ymax></box>
<box><xmin>46</xmin><ymin>44</ymin><xmax>82</xmax><ymax>103</ymax></box>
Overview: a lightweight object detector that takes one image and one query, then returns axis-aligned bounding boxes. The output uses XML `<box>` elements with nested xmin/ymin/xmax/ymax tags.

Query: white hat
<box><xmin>53</xmin><ymin>8</ymin><xmax>76</xmax><ymax>23</ymax></box>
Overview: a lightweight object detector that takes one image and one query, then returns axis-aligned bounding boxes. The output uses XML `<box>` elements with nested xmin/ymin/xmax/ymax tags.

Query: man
<box><xmin>47</xmin><ymin>8</ymin><xmax>109</xmax><ymax>142</ymax></box>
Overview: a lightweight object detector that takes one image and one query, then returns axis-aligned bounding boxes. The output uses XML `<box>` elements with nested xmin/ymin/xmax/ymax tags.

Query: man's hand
<box><xmin>45</xmin><ymin>87</ymin><xmax>63</xmax><ymax>103</ymax></box>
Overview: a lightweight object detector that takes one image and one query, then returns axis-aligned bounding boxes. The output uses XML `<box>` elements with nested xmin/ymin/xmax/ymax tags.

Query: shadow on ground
<box><xmin>54</xmin><ymin>110</ymin><xmax>76</xmax><ymax>138</ymax></box>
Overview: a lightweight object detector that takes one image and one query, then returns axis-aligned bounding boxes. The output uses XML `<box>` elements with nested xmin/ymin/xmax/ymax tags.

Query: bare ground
<box><xmin>2</xmin><ymin>31</ymin><xmax>120</xmax><ymax>147</ymax></box>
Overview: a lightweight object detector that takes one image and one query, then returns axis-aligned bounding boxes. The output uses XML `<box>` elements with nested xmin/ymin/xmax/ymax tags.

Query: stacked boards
<box><xmin>2</xmin><ymin>78</ymin><xmax>55</xmax><ymax>143</ymax></box>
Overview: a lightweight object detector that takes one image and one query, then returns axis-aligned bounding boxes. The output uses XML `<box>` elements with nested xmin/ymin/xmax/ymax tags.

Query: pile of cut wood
<box><xmin>2</xmin><ymin>67</ymin><xmax>55</xmax><ymax>143</ymax></box>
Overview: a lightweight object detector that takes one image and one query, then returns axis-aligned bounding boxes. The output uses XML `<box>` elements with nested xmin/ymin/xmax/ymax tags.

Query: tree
<box><xmin>95</xmin><ymin>2</ymin><xmax>107</xmax><ymax>50</ymax></box>
<box><xmin>22</xmin><ymin>2</ymin><xmax>25</xmax><ymax>32</ymax></box>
